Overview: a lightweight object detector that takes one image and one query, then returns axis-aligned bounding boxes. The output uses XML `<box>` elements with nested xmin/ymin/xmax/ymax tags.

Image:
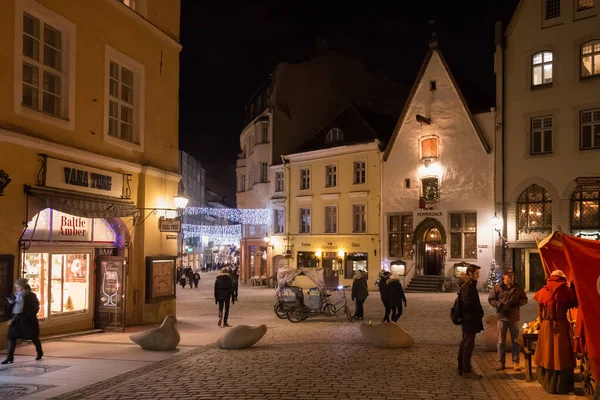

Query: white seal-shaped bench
<box><xmin>359</xmin><ymin>322</ymin><xmax>414</xmax><ymax>348</ymax></box>
<box><xmin>219</xmin><ymin>324</ymin><xmax>267</xmax><ymax>349</ymax></box>
<box><xmin>130</xmin><ymin>315</ymin><xmax>181</xmax><ymax>351</ymax></box>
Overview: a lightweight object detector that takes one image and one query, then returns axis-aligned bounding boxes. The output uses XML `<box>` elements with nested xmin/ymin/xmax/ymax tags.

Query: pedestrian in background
<box><xmin>351</xmin><ymin>270</ymin><xmax>369</xmax><ymax>321</ymax></box>
<box><xmin>387</xmin><ymin>274</ymin><xmax>407</xmax><ymax>323</ymax></box>
<box><xmin>488</xmin><ymin>268</ymin><xmax>528</xmax><ymax>371</ymax></box>
<box><xmin>179</xmin><ymin>271</ymin><xmax>187</xmax><ymax>289</ymax></box>
<box><xmin>232</xmin><ymin>268</ymin><xmax>239</xmax><ymax>301</ymax></box>
<box><xmin>2</xmin><ymin>278</ymin><xmax>43</xmax><ymax>364</ymax></box>
<box><xmin>457</xmin><ymin>264</ymin><xmax>484</xmax><ymax>379</ymax></box>
<box><xmin>214</xmin><ymin>267</ymin><xmax>235</xmax><ymax>327</ymax></box>
<box><xmin>377</xmin><ymin>270</ymin><xmax>391</xmax><ymax>322</ymax></box>
<box><xmin>186</xmin><ymin>267</ymin><xmax>194</xmax><ymax>288</ymax></box>
<box><xmin>193</xmin><ymin>270</ymin><xmax>201</xmax><ymax>288</ymax></box>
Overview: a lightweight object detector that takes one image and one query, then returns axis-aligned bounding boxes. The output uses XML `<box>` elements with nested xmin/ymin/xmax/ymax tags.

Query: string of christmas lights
<box><xmin>182</xmin><ymin>207</ymin><xmax>270</xmax><ymax>225</ymax></box>
<box><xmin>182</xmin><ymin>224</ymin><xmax>242</xmax><ymax>244</ymax></box>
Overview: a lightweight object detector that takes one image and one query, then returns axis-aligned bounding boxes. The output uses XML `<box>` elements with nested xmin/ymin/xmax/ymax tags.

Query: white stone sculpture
<box><xmin>219</xmin><ymin>324</ymin><xmax>268</xmax><ymax>349</ymax></box>
<box><xmin>359</xmin><ymin>322</ymin><xmax>414</xmax><ymax>348</ymax></box>
<box><xmin>129</xmin><ymin>315</ymin><xmax>180</xmax><ymax>351</ymax></box>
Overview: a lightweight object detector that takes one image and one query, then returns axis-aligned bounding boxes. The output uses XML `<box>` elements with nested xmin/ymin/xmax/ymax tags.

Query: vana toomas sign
<box><xmin>44</xmin><ymin>157</ymin><xmax>125</xmax><ymax>198</ymax></box>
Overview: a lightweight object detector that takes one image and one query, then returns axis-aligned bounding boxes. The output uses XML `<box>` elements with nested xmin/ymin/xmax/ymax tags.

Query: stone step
<box><xmin>410</xmin><ymin>275</ymin><xmax>445</xmax><ymax>281</ymax></box>
<box><xmin>405</xmin><ymin>287</ymin><xmax>441</xmax><ymax>292</ymax></box>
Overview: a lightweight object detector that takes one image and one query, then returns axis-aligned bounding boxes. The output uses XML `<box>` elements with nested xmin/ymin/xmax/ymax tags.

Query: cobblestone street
<box><xmin>37</xmin><ymin>272</ymin><xmax>579</xmax><ymax>400</ymax></box>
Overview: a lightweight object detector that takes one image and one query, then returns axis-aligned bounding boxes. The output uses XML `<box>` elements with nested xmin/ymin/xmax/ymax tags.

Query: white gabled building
<box><xmin>381</xmin><ymin>41</ymin><xmax>496</xmax><ymax>291</ymax></box>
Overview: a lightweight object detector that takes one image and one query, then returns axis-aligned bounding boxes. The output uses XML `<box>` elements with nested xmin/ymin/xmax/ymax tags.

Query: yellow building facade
<box><xmin>270</xmin><ymin>123</ymin><xmax>384</xmax><ymax>290</ymax></box>
<box><xmin>0</xmin><ymin>0</ymin><xmax>181</xmax><ymax>342</ymax></box>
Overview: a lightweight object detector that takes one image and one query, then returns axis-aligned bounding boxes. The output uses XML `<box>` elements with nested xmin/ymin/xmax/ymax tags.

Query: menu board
<box><xmin>145</xmin><ymin>256</ymin><xmax>176</xmax><ymax>303</ymax></box>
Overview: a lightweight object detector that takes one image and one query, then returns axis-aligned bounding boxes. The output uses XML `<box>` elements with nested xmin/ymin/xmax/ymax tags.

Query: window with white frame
<box><xmin>581</xmin><ymin>40</ymin><xmax>600</xmax><ymax>77</ymax></box>
<box><xmin>532</xmin><ymin>51</ymin><xmax>553</xmax><ymax>86</ymax></box>
<box><xmin>581</xmin><ymin>109</ymin><xmax>600</xmax><ymax>150</ymax></box>
<box><xmin>325</xmin><ymin>128</ymin><xmax>344</xmax><ymax>144</ymax></box>
<box><xmin>21</xmin><ymin>13</ymin><xmax>64</xmax><ymax>117</ymax></box>
<box><xmin>300</xmin><ymin>168</ymin><xmax>311</xmax><ymax>190</ymax></box>
<box><xmin>325</xmin><ymin>165</ymin><xmax>337</xmax><ymax>187</ymax></box>
<box><xmin>274</xmin><ymin>209</ymin><xmax>285</xmax><ymax>234</ymax></box>
<box><xmin>531</xmin><ymin>116</ymin><xmax>553</xmax><ymax>155</ymax></box>
<box><xmin>299</xmin><ymin>208</ymin><xmax>311</xmax><ymax>233</ymax></box>
<box><xmin>352</xmin><ymin>204</ymin><xmax>366</xmax><ymax>233</ymax></box>
<box><xmin>545</xmin><ymin>0</ymin><xmax>561</xmax><ymax>19</ymax></box>
<box><xmin>237</xmin><ymin>174</ymin><xmax>246</xmax><ymax>192</ymax></box>
<box><xmin>450</xmin><ymin>212</ymin><xmax>477</xmax><ymax>259</ymax></box>
<box><xmin>353</xmin><ymin>161</ymin><xmax>366</xmax><ymax>184</ymax></box>
<box><xmin>578</xmin><ymin>0</ymin><xmax>594</xmax><ymax>11</ymax></box>
<box><xmin>325</xmin><ymin>206</ymin><xmax>337</xmax><ymax>233</ymax></box>
<box><xmin>260</xmin><ymin>121</ymin><xmax>269</xmax><ymax>143</ymax></box>
<box><xmin>259</xmin><ymin>162</ymin><xmax>268</xmax><ymax>183</ymax></box>
<box><xmin>420</xmin><ymin>136</ymin><xmax>439</xmax><ymax>160</ymax></box>
<box><xmin>275</xmin><ymin>171</ymin><xmax>284</xmax><ymax>192</ymax></box>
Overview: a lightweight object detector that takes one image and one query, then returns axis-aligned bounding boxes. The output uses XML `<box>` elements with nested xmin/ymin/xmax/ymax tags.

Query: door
<box><xmin>526</xmin><ymin>250</ymin><xmax>545</xmax><ymax>292</ymax></box>
<box><xmin>425</xmin><ymin>244</ymin><xmax>442</xmax><ymax>275</ymax></box>
<box><xmin>95</xmin><ymin>256</ymin><xmax>126</xmax><ymax>331</ymax></box>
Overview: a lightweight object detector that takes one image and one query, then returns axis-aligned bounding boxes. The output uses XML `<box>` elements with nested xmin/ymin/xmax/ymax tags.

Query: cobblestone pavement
<box><xmin>49</xmin><ymin>273</ymin><xmax>578</xmax><ymax>400</ymax></box>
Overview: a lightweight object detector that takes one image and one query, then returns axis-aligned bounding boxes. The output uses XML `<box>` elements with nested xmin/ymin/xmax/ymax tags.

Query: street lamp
<box><xmin>174</xmin><ymin>195</ymin><xmax>189</xmax><ymax>209</ymax></box>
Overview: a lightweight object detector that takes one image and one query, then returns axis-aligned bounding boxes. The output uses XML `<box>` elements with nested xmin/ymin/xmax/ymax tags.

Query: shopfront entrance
<box><xmin>413</xmin><ymin>218</ymin><xmax>447</xmax><ymax>276</ymax></box>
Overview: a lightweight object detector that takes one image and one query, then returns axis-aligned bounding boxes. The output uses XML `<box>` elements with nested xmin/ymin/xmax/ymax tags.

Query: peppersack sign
<box><xmin>44</xmin><ymin>157</ymin><xmax>124</xmax><ymax>198</ymax></box>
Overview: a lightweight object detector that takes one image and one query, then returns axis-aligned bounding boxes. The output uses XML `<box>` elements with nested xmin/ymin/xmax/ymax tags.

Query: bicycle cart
<box><xmin>273</xmin><ymin>267</ymin><xmax>352</xmax><ymax>323</ymax></box>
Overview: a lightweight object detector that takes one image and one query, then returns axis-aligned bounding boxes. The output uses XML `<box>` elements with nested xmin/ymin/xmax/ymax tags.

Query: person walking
<box><xmin>387</xmin><ymin>274</ymin><xmax>407</xmax><ymax>323</ymax></box>
<box><xmin>179</xmin><ymin>271</ymin><xmax>187</xmax><ymax>289</ymax></box>
<box><xmin>214</xmin><ymin>267</ymin><xmax>235</xmax><ymax>327</ymax></box>
<box><xmin>2</xmin><ymin>278</ymin><xmax>43</xmax><ymax>364</ymax></box>
<box><xmin>193</xmin><ymin>270</ymin><xmax>201</xmax><ymax>288</ymax></box>
<box><xmin>488</xmin><ymin>268</ymin><xmax>528</xmax><ymax>371</ymax></box>
<box><xmin>232</xmin><ymin>268</ymin><xmax>239</xmax><ymax>301</ymax></box>
<box><xmin>377</xmin><ymin>270</ymin><xmax>391</xmax><ymax>322</ymax></box>
<box><xmin>457</xmin><ymin>264</ymin><xmax>484</xmax><ymax>379</ymax></box>
<box><xmin>186</xmin><ymin>267</ymin><xmax>194</xmax><ymax>288</ymax></box>
<box><xmin>351</xmin><ymin>270</ymin><xmax>369</xmax><ymax>320</ymax></box>
<box><xmin>533</xmin><ymin>270</ymin><xmax>578</xmax><ymax>394</ymax></box>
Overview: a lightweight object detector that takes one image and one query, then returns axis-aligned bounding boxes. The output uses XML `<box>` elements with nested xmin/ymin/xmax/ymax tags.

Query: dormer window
<box><xmin>419</xmin><ymin>136</ymin><xmax>439</xmax><ymax>160</ymax></box>
<box><xmin>325</xmin><ymin>128</ymin><xmax>344</xmax><ymax>144</ymax></box>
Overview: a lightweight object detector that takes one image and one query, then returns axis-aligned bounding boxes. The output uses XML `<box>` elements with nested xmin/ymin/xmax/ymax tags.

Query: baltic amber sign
<box><xmin>45</xmin><ymin>157</ymin><xmax>124</xmax><ymax>198</ymax></box>
<box><xmin>52</xmin><ymin>210</ymin><xmax>92</xmax><ymax>241</ymax></box>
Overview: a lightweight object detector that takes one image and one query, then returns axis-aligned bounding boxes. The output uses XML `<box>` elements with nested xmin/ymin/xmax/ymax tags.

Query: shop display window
<box><xmin>22</xmin><ymin>252</ymin><xmax>89</xmax><ymax>318</ymax></box>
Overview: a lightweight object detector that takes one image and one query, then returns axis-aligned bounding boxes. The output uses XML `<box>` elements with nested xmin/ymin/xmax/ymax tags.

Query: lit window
<box><xmin>580</xmin><ymin>109</ymin><xmax>600</xmax><ymax>150</ymax></box>
<box><xmin>581</xmin><ymin>40</ymin><xmax>600</xmax><ymax>77</ymax></box>
<box><xmin>531</xmin><ymin>116</ymin><xmax>553</xmax><ymax>155</ymax></box>
<box><xmin>325</xmin><ymin>128</ymin><xmax>344</xmax><ymax>144</ymax></box>
<box><xmin>517</xmin><ymin>184</ymin><xmax>552</xmax><ymax>233</ymax></box>
<box><xmin>352</xmin><ymin>204</ymin><xmax>367</xmax><ymax>233</ymax></box>
<box><xmin>299</xmin><ymin>208</ymin><xmax>311</xmax><ymax>233</ymax></box>
<box><xmin>420</xmin><ymin>136</ymin><xmax>439</xmax><ymax>160</ymax></box>
<box><xmin>571</xmin><ymin>188</ymin><xmax>600</xmax><ymax>229</ymax></box>
<box><xmin>300</xmin><ymin>168</ymin><xmax>311</xmax><ymax>190</ymax></box>
<box><xmin>325</xmin><ymin>165</ymin><xmax>337</xmax><ymax>187</ymax></box>
<box><xmin>422</xmin><ymin>177</ymin><xmax>439</xmax><ymax>202</ymax></box>
<box><xmin>353</xmin><ymin>161</ymin><xmax>366</xmax><ymax>184</ymax></box>
<box><xmin>388</xmin><ymin>215</ymin><xmax>413</xmax><ymax>258</ymax></box>
<box><xmin>450</xmin><ymin>213</ymin><xmax>477</xmax><ymax>260</ymax></box>
<box><xmin>545</xmin><ymin>0</ymin><xmax>561</xmax><ymax>19</ymax></box>
<box><xmin>578</xmin><ymin>0</ymin><xmax>594</xmax><ymax>11</ymax></box>
<box><xmin>325</xmin><ymin>206</ymin><xmax>337</xmax><ymax>233</ymax></box>
<box><xmin>532</xmin><ymin>51</ymin><xmax>553</xmax><ymax>86</ymax></box>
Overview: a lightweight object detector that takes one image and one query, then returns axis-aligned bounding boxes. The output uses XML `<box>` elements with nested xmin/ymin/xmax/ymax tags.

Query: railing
<box><xmin>402</xmin><ymin>263</ymin><xmax>415</xmax><ymax>288</ymax></box>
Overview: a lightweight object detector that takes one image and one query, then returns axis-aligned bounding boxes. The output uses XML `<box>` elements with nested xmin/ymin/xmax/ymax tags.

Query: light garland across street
<box><xmin>182</xmin><ymin>207</ymin><xmax>270</xmax><ymax>225</ymax></box>
<box><xmin>181</xmin><ymin>224</ymin><xmax>242</xmax><ymax>244</ymax></box>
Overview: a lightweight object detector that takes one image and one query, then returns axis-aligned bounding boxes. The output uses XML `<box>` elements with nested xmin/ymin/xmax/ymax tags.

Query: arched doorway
<box><xmin>413</xmin><ymin>218</ymin><xmax>447</xmax><ymax>276</ymax></box>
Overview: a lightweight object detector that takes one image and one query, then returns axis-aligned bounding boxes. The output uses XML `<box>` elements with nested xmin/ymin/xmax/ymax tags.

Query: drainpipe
<box><xmin>281</xmin><ymin>155</ymin><xmax>291</xmax><ymax>266</ymax></box>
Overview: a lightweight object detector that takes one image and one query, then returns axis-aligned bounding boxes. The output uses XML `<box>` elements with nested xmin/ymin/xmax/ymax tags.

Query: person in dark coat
<box><xmin>457</xmin><ymin>264</ymin><xmax>484</xmax><ymax>379</ymax></box>
<box><xmin>193</xmin><ymin>271</ymin><xmax>201</xmax><ymax>288</ymax></box>
<box><xmin>387</xmin><ymin>274</ymin><xmax>407</xmax><ymax>323</ymax></box>
<box><xmin>231</xmin><ymin>269</ymin><xmax>239</xmax><ymax>301</ymax></box>
<box><xmin>214</xmin><ymin>267</ymin><xmax>235</xmax><ymax>327</ymax></box>
<box><xmin>2</xmin><ymin>278</ymin><xmax>43</xmax><ymax>364</ymax></box>
<box><xmin>179</xmin><ymin>271</ymin><xmax>187</xmax><ymax>288</ymax></box>
<box><xmin>351</xmin><ymin>270</ymin><xmax>369</xmax><ymax>320</ymax></box>
<box><xmin>377</xmin><ymin>270</ymin><xmax>391</xmax><ymax>322</ymax></box>
<box><xmin>186</xmin><ymin>267</ymin><xmax>194</xmax><ymax>288</ymax></box>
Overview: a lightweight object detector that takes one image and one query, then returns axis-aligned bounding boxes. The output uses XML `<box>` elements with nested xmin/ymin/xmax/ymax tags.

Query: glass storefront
<box><xmin>344</xmin><ymin>253</ymin><xmax>368</xmax><ymax>279</ymax></box>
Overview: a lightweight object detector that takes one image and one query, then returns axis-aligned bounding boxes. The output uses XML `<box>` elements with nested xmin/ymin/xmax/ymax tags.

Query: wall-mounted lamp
<box><xmin>492</xmin><ymin>213</ymin><xmax>508</xmax><ymax>242</ymax></box>
<box><xmin>337</xmin><ymin>250</ymin><xmax>345</xmax><ymax>258</ymax></box>
<box><xmin>0</xmin><ymin>170</ymin><xmax>12</xmax><ymax>197</ymax></box>
<box><xmin>315</xmin><ymin>250</ymin><xmax>322</xmax><ymax>257</ymax></box>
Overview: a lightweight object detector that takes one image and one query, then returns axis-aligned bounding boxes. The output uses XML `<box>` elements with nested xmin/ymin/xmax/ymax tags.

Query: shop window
<box><xmin>420</xmin><ymin>136</ymin><xmax>439</xmax><ymax>160</ymax></box>
<box><xmin>571</xmin><ymin>188</ymin><xmax>600</xmax><ymax>229</ymax></box>
<box><xmin>449</xmin><ymin>213</ymin><xmax>477</xmax><ymax>259</ymax></box>
<box><xmin>421</xmin><ymin>177</ymin><xmax>439</xmax><ymax>202</ymax></box>
<box><xmin>581</xmin><ymin>40</ymin><xmax>600</xmax><ymax>77</ymax></box>
<box><xmin>532</xmin><ymin>51</ymin><xmax>553</xmax><ymax>86</ymax></box>
<box><xmin>297</xmin><ymin>252</ymin><xmax>318</xmax><ymax>268</ymax></box>
<box><xmin>344</xmin><ymin>253</ymin><xmax>368</xmax><ymax>279</ymax></box>
<box><xmin>388</xmin><ymin>214</ymin><xmax>413</xmax><ymax>258</ymax></box>
<box><xmin>517</xmin><ymin>184</ymin><xmax>552</xmax><ymax>232</ymax></box>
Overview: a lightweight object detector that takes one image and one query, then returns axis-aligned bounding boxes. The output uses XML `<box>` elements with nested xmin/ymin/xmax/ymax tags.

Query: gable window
<box><xmin>275</xmin><ymin>171</ymin><xmax>284</xmax><ymax>192</ymax></box>
<box><xmin>105</xmin><ymin>46</ymin><xmax>144</xmax><ymax>149</ymax></box>
<box><xmin>581</xmin><ymin>109</ymin><xmax>600</xmax><ymax>150</ymax></box>
<box><xmin>571</xmin><ymin>188</ymin><xmax>600</xmax><ymax>229</ymax></box>
<box><xmin>420</xmin><ymin>136</ymin><xmax>439</xmax><ymax>160</ymax></box>
<box><xmin>421</xmin><ymin>177</ymin><xmax>439</xmax><ymax>202</ymax></box>
<box><xmin>21</xmin><ymin>13</ymin><xmax>63</xmax><ymax>117</ymax></box>
<box><xmin>325</xmin><ymin>206</ymin><xmax>337</xmax><ymax>233</ymax></box>
<box><xmin>325</xmin><ymin>165</ymin><xmax>337</xmax><ymax>188</ymax></box>
<box><xmin>578</xmin><ymin>0</ymin><xmax>594</xmax><ymax>10</ymax></box>
<box><xmin>274</xmin><ymin>209</ymin><xmax>285</xmax><ymax>234</ymax></box>
<box><xmin>518</xmin><ymin>184</ymin><xmax>552</xmax><ymax>232</ymax></box>
<box><xmin>299</xmin><ymin>208</ymin><xmax>311</xmax><ymax>233</ymax></box>
<box><xmin>353</xmin><ymin>161</ymin><xmax>366</xmax><ymax>184</ymax></box>
<box><xmin>450</xmin><ymin>213</ymin><xmax>477</xmax><ymax>260</ymax></box>
<box><xmin>545</xmin><ymin>0</ymin><xmax>561</xmax><ymax>19</ymax></box>
<box><xmin>325</xmin><ymin>128</ymin><xmax>344</xmax><ymax>144</ymax></box>
<box><xmin>531</xmin><ymin>116</ymin><xmax>553</xmax><ymax>155</ymax></box>
<box><xmin>582</xmin><ymin>40</ymin><xmax>600</xmax><ymax>77</ymax></box>
<box><xmin>259</xmin><ymin>162</ymin><xmax>268</xmax><ymax>183</ymax></box>
<box><xmin>300</xmin><ymin>168</ymin><xmax>311</xmax><ymax>190</ymax></box>
<box><xmin>352</xmin><ymin>204</ymin><xmax>367</xmax><ymax>233</ymax></box>
<box><xmin>389</xmin><ymin>214</ymin><xmax>413</xmax><ymax>258</ymax></box>
<box><xmin>532</xmin><ymin>51</ymin><xmax>553</xmax><ymax>86</ymax></box>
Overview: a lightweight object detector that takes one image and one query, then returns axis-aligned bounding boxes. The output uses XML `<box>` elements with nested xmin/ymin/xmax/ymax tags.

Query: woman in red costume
<box><xmin>533</xmin><ymin>270</ymin><xmax>578</xmax><ymax>394</ymax></box>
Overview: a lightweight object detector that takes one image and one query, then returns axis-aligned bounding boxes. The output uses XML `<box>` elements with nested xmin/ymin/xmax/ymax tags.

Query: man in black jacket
<box><xmin>214</xmin><ymin>268</ymin><xmax>235</xmax><ymax>327</ymax></box>
<box><xmin>377</xmin><ymin>270</ymin><xmax>391</xmax><ymax>322</ymax></box>
<box><xmin>488</xmin><ymin>268</ymin><xmax>528</xmax><ymax>371</ymax></box>
<box><xmin>458</xmin><ymin>264</ymin><xmax>484</xmax><ymax>379</ymax></box>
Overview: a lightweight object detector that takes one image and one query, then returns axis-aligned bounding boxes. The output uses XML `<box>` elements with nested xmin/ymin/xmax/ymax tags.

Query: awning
<box><xmin>25</xmin><ymin>185</ymin><xmax>138</xmax><ymax>219</ymax></box>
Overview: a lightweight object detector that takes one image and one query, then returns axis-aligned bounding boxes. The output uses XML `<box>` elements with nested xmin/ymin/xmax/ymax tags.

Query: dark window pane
<box><xmin>389</xmin><ymin>233</ymin><xmax>399</xmax><ymax>257</ymax></box>
<box><xmin>450</xmin><ymin>213</ymin><xmax>462</xmax><ymax>232</ymax></box>
<box><xmin>532</xmin><ymin>131</ymin><xmax>542</xmax><ymax>154</ymax></box>
<box><xmin>451</xmin><ymin>233</ymin><xmax>462</xmax><ymax>259</ymax></box>
<box><xmin>582</xmin><ymin>125</ymin><xmax>592</xmax><ymax>148</ymax></box>
<box><xmin>464</xmin><ymin>233</ymin><xmax>477</xmax><ymax>259</ymax></box>
<box><xmin>543</xmin><ymin>130</ymin><xmax>553</xmax><ymax>152</ymax></box>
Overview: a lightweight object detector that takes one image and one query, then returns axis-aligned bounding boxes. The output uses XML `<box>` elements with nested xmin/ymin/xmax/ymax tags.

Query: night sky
<box><xmin>178</xmin><ymin>0</ymin><xmax>519</xmax><ymax>200</ymax></box>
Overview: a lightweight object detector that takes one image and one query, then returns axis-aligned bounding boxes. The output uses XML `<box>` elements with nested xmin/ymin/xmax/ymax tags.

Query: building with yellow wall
<box><xmin>0</xmin><ymin>0</ymin><xmax>181</xmax><ymax>342</ymax></box>
<box><xmin>269</xmin><ymin>106</ymin><xmax>395</xmax><ymax>289</ymax></box>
